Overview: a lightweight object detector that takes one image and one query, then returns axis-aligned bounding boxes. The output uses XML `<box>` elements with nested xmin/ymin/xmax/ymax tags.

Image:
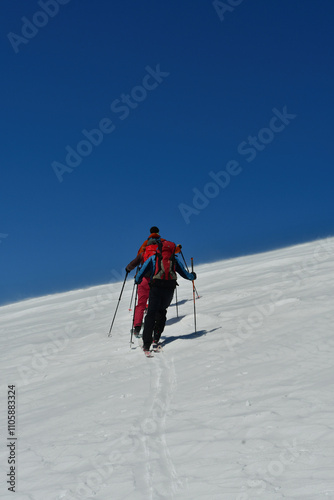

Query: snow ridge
<box><xmin>1</xmin><ymin>237</ymin><xmax>334</xmax><ymax>499</ymax></box>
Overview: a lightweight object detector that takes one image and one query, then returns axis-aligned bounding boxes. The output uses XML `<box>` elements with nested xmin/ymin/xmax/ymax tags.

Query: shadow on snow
<box><xmin>165</xmin><ymin>315</ymin><xmax>186</xmax><ymax>326</ymax></box>
<box><xmin>170</xmin><ymin>299</ymin><xmax>189</xmax><ymax>307</ymax></box>
<box><xmin>161</xmin><ymin>328</ymin><xmax>218</xmax><ymax>346</ymax></box>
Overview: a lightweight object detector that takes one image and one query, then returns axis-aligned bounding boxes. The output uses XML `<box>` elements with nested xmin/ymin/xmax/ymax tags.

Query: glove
<box><xmin>191</xmin><ymin>272</ymin><xmax>197</xmax><ymax>280</ymax></box>
<box><xmin>125</xmin><ymin>267</ymin><xmax>130</xmax><ymax>273</ymax></box>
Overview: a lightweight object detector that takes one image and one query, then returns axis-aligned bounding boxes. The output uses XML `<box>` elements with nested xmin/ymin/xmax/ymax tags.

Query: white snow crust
<box><xmin>1</xmin><ymin>238</ymin><xmax>334</xmax><ymax>499</ymax></box>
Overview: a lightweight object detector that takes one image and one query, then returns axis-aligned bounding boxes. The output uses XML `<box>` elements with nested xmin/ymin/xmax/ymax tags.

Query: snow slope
<box><xmin>1</xmin><ymin>238</ymin><xmax>334</xmax><ymax>500</ymax></box>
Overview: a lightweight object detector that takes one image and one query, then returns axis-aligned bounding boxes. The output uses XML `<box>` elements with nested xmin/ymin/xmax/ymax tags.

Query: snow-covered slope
<box><xmin>1</xmin><ymin>238</ymin><xmax>334</xmax><ymax>500</ymax></box>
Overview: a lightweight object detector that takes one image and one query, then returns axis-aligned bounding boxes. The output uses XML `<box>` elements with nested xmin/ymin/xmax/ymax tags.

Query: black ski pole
<box><xmin>175</xmin><ymin>285</ymin><xmax>179</xmax><ymax>318</ymax></box>
<box><xmin>180</xmin><ymin>250</ymin><xmax>200</xmax><ymax>299</ymax></box>
<box><xmin>108</xmin><ymin>271</ymin><xmax>128</xmax><ymax>337</ymax></box>
<box><xmin>128</xmin><ymin>281</ymin><xmax>135</xmax><ymax>311</ymax></box>
<box><xmin>191</xmin><ymin>257</ymin><xmax>197</xmax><ymax>333</ymax></box>
<box><xmin>130</xmin><ymin>281</ymin><xmax>139</xmax><ymax>346</ymax></box>
<box><xmin>128</xmin><ymin>266</ymin><xmax>139</xmax><ymax>311</ymax></box>
<box><xmin>180</xmin><ymin>249</ymin><xmax>190</xmax><ymax>271</ymax></box>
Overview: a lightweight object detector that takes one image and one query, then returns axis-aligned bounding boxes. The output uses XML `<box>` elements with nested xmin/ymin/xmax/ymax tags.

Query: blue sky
<box><xmin>1</xmin><ymin>0</ymin><xmax>333</xmax><ymax>305</ymax></box>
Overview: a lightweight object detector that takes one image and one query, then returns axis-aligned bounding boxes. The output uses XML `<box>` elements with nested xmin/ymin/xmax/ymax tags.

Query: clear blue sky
<box><xmin>1</xmin><ymin>0</ymin><xmax>333</xmax><ymax>305</ymax></box>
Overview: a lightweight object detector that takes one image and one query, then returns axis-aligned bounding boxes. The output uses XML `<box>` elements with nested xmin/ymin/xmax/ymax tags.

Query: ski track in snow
<box><xmin>1</xmin><ymin>237</ymin><xmax>334</xmax><ymax>499</ymax></box>
<box><xmin>138</xmin><ymin>353</ymin><xmax>181</xmax><ymax>499</ymax></box>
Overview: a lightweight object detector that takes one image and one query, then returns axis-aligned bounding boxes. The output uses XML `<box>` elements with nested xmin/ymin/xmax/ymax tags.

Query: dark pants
<box><xmin>142</xmin><ymin>285</ymin><xmax>175</xmax><ymax>349</ymax></box>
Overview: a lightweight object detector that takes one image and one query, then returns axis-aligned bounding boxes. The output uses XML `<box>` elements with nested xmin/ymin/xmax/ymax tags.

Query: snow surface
<box><xmin>1</xmin><ymin>238</ymin><xmax>334</xmax><ymax>500</ymax></box>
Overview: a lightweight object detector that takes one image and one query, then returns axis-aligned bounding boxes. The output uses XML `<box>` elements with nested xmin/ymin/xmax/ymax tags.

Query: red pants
<box><xmin>134</xmin><ymin>276</ymin><xmax>150</xmax><ymax>327</ymax></box>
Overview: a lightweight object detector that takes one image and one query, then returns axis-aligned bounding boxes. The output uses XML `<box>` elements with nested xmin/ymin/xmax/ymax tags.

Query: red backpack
<box><xmin>142</xmin><ymin>239</ymin><xmax>161</xmax><ymax>262</ymax></box>
<box><xmin>152</xmin><ymin>240</ymin><xmax>177</xmax><ymax>281</ymax></box>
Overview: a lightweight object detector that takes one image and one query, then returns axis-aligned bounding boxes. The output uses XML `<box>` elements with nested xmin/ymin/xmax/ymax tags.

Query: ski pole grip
<box><xmin>191</xmin><ymin>257</ymin><xmax>194</xmax><ymax>272</ymax></box>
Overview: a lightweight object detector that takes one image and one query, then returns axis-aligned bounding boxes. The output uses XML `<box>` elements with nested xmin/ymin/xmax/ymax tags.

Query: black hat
<box><xmin>150</xmin><ymin>226</ymin><xmax>159</xmax><ymax>234</ymax></box>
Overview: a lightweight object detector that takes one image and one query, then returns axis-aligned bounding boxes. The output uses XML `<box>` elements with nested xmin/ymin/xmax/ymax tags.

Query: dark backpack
<box><xmin>152</xmin><ymin>240</ymin><xmax>177</xmax><ymax>281</ymax></box>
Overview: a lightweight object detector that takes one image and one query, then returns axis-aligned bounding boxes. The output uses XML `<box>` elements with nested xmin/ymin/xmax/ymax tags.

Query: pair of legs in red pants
<box><xmin>133</xmin><ymin>276</ymin><xmax>150</xmax><ymax>329</ymax></box>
